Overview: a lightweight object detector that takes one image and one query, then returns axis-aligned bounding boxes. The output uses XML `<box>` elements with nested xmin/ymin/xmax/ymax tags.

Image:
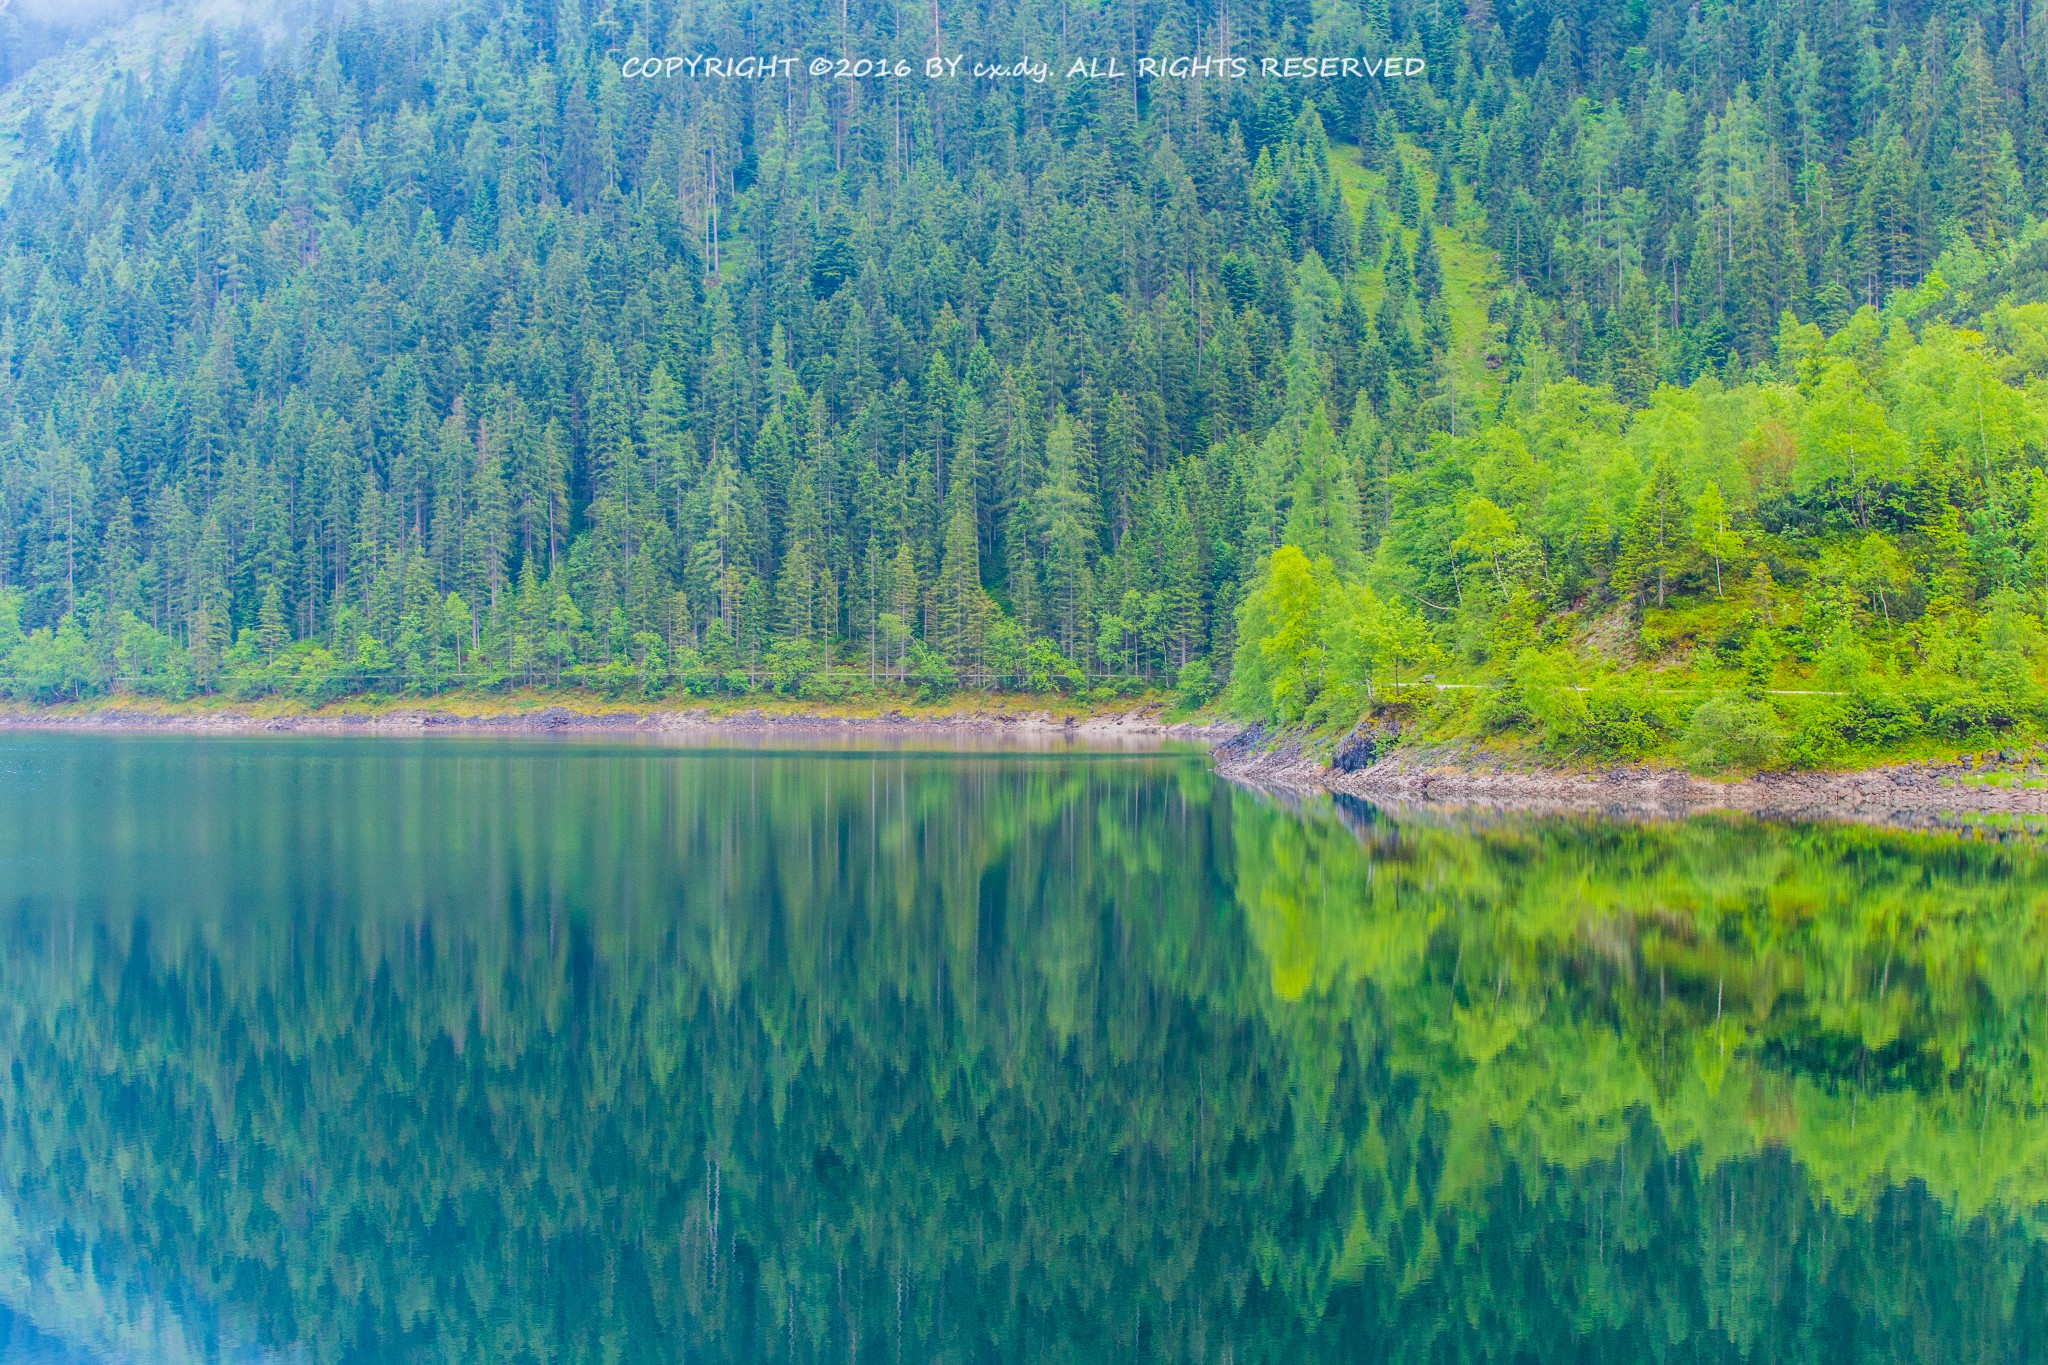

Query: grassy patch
<box><xmin>1328</xmin><ymin>140</ymin><xmax>1510</xmax><ymax>417</ymax></box>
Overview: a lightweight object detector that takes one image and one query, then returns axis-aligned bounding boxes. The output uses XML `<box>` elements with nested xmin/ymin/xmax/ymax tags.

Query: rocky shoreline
<box><xmin>6</xmin><ymin>700</ymin><xmax>2044</xmax><ymax>827</ymax></box>
<box><xmin>1208</xmin><ymin>727</ymin><xmax>2048</xmax><ymax>828</ymax></box>
<box><xmin>0</xmin><ymin>699</ymin><xmax>1234</xmax><ymax>745</ymax></box>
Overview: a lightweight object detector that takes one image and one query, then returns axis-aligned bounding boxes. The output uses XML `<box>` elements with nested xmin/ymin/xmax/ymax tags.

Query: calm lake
<box><xmin>2</xmin><ymin>736</ymin><xmax>2046</xmax><ymax>1362</ymax></box>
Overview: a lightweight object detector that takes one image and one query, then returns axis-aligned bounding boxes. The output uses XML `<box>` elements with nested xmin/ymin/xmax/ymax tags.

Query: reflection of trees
<box><xmin>1234</xmin><ymin>796</ymin><xmax>2048</xmax><ymax>1219</ymax></box>
<box><xmin>0</xmin><ymin>740</ymin><xmax>2043</xmax><ymax>1361</ymax></box>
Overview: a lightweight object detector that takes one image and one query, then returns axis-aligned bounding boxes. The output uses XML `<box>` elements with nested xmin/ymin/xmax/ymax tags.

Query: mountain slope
<box><xmin>0</xmin><ymin>0</ymin><xmax>2044</xmax><ymax>770</ymax></box>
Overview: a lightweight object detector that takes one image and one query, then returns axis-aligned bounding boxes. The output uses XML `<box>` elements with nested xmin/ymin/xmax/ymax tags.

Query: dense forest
<box><xmin>5</xmin><ymin>0</ymin><xmax>2048</xmax><ymax>764</ymax></box>
<box><xmin>6</xmin><ymin>742</ymin><xmax>2048</xmax><ymax>1359</ymax></box>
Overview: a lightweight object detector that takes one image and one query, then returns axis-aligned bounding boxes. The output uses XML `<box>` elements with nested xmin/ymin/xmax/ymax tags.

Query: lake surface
<box><xmin>2</xmin><ymin>736</ymin><xmax>2046</xmax><ymax>1363</ymax></box>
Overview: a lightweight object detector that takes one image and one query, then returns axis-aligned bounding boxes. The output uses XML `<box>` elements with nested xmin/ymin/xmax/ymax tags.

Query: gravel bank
<box><xmin>1210</xmin><ymin>729</ymin><xmax>2048</xmax><ymax>828</ymax></box>
<box><xmin>0</xmin><ymin>700</ymin><xmax>1235</xmax><ymax>745</ymax></box>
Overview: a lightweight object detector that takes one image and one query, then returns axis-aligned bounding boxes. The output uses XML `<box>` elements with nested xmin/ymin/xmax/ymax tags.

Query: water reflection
<box><xmin>1</xmin><ymin>737</ymin><xmax>2045</xmax><ymax>1362</ymax></box>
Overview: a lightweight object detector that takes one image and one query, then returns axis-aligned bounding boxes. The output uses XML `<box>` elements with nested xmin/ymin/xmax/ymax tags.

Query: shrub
<box><xmin>1785</xmin><ymin>689</ymin><xmax>1927</xmax><ymax>763</ymax></box>
<box><xmin>796</xmin><ymin>669</ymin><xmax>848</xmax><ymax>702</ymax></box>
<box><xmin>1023</xmin><ymin>639</ymin><xmax>1084</xmax><ymax>694</ymax></box>
<box><xmin>1682</xmin><ymin>696</ymin><xmax>1784</xmax><ymax>772</ymax></box>
<box><xmin>1174</xmin><ymin>658</ymin><xmax>1215</xmax><ymax>709</ymax></box>
<box><xmin>675</xmin><ymin>657</ymin><xmax>727</xmax><ymax>697</ymax></box>
<box><xmin>6</xmin><ymin>614</ymin><xmax>94</xmax><ymax>702</ymax></box>
<box><xmin>1473</xmin><ymin>679</ymin><xmax>1535</xmax><ymax>735</ymax></box>
<box><xmin>111</xmin><ymin>611</ymin><xmax>190</xmax><ymax>698</ymax></box>
<box><xmin>906</xmin><ymin>642</ymin><xmax>958</xmax><ymax>701</ymax></box>
<box><xmin>567</xmin><ymin>658</ymin><xmax>639</xmax><ymax>698</ymax></box>
<box><xmin>1578</xmin><ymin>678</ymin><xmax>1668</xmax><ymax>760</ymax></box>
<box><xmin>1785</xmin><ymin>697</ymin><xmax>1852</xmax><ymax>766</ymax></box>
<box><xmin>1508</xmin><ymin>649</ymin><xmax>1590</xmax><ymax>754</ymax></box>
<box><xmin>632</xmin><ymin>632</ymin><xmax>669</xmax><ymax>698</ymax></box>
<box><xmin>1977</xmin><ymin>590</ymin><xmax>2046</xmax><ymax>702</ymax></box>
<box><xmin>762</xmin><ymin>639</ymin><xmax>823</xmax><ymax>695</ymax></box>
<box><xmin>1925</xmin><ymin>688</ymin><xmax>2017</xmax><ymax>739</ymax></box>
<box><xmin>983</xmin><ymin>618</ymin><xmax>1027</xmax><ymax>689</ymax></box>
<box><xmin>280</xmin><ymin>645</ymin><xmax>343</xmax><ymax>704</ymax></box>
<box><xmin>0</xmin><ymin>589</ymin><xmax>21</xmax><ymax>661</ymax></box>
<box><xmin>1843</xmin><ymin>688</ymin><xmax>1921</xmax><ymax>747</ymax></box>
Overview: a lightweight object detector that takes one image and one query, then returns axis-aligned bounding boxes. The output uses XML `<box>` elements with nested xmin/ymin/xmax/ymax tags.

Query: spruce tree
<box><xmin>1413</xmin><ymin>222</ymin><xmax>1442</xmax><ymax>305</ymax></box>
<box><xmin>1615</xmin><ymin>457</ymin><xmax>1691</xmax><ymax>608</ymax></box>
<box><xmin>257</xmin><ymin>583</ymin><xmax>288</xmax><ymax>663</ymax></box>
<box><xmin>931</xmin><ymin>489</ymin><xmax>986</xmax><ymax>673</ymax></box>
<box><xmin>1037</xmin><ymin>415</ymin><xmax>1097</xmax><ymax>662</ymax></box>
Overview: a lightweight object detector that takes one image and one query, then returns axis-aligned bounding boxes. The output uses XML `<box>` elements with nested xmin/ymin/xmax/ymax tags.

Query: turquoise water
<box><xmin>2</xmin><ymin>735</ymin><xmax>2046</xmax><ymax>1362</ymax></box>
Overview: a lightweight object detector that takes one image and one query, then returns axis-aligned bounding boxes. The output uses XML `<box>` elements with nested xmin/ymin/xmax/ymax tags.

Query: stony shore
<box><xmin>6</xmin><ymin>700</ymin><xmax>2044</xmax><ymax>827</ymax></box>
<box><xmin>0</xmin><ymin>699</ymin><xmax>1234</xmax><ymax>745</ymax></box>
<box><xmin>1208</xmin><ymin>727</ymin><xmax>2048</xmax><ymax>828</ymax></box>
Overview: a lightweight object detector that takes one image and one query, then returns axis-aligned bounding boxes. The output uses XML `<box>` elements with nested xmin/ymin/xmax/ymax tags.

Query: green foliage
<box><xmin>1174</xmin><ymin>657</ymin><xmax>1215</xmax><ymax>710</ymax></box>
<box><xmin>1978</xmin><ymin>590</ymin><xmax>2048</xmax><ymax>704</ymax></box>
<box><xmin>1229</xmin><ymin>545</ymin><xmax>1430</xmax><ymax>727</ymax></box>
<box><xmin>1682</xmin><ymin>696</ymin><xmax>1785</xmax><ymax>772</ymax></box>
<box><xmin>1235</xmin><ymin>311</ymin><xmax>2048</xmax><ymax>759</ymax></box>
<box><xmin>5</xmin><ymin>612</ymin><xmax>90</xmax><ymax>702</ymax></box>
<box><xmin>1573</xmin><ymin>678</ymin><xmax>1675</xmax><ymax>761</ymax></box>
<box><xmin>1023</xmin><ymin>638</ymin><xmax>1085</xmax><ymax>695</ymax></box>
<box><xmin>983</xmin><ymin>615</ymin><xmax>1027</xmax><ymax>688</ymax></box>
<box><xmin>1784</xmin><ymin>689</ymin><xmax>1931</xmax><ymax>765</ymax></box>
<box><xmin>904</xmin><ymin>640</ymin><xmax>959</xmax><ymax>701</ymax></box>
<box><xmin>0</xmin><ymin>589</ymin><xmax>22</xmax><ymax>665</ymax></box>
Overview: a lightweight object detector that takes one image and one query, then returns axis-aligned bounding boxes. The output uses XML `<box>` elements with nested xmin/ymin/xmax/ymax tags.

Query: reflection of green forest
<box><xmin>1237</xmin><ymin>799</ymin><xmax>2048</xmax><ymax>1221</ymax></box>
<box><xmin>1</xmin><ymin>739</ymin><xmax>2046</xmax><ymax>1362</ymax></box>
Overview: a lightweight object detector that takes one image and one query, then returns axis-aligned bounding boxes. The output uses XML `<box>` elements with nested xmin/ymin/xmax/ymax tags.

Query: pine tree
<box><xmin>1037</xmin><ymin>415</ymin><xmax>1097</xmax><ymax>661</ymax></box>
<box><xmin>1413</xmin><ymin>221</ymin><xmax>1442</xmax><ymax>304</ymax></box>
<box><xmin>1157</xmin><ymin>476</ymin><xmax>1204</xmax><ymax>669</ymax></box>
<box><xmin>643</xmin><ymin>362</ymin><xmax>695</xmax><ymax>535</ymax></box>
<box><xmin>1383</xmin><ymin>231</ymin><xmax>1412</xmax><ymax>300</ymax></box>
<box><xmin>887</xmin><ymin>540</ymin><xmax>921</xmax><ymax>674</ymax></box>
<box><xmin>257</xmin><ymin>582</ymin><xmax>289</xmax><ymax>662</ymax></box>
<box><xmin>1615</xmin><ymin>456</ymin><xmax>1690</xmax><ymax>608</ymax></box>
<box><xmin>1099</xmin><ymin>392</ymin><xmax>1140</xmax><ymax>548</ymax></box>
<box><xmin>1856</xmin><ymin>131</ymin><xmax>1920</xmax><ymax>304</ymax></box>
<box><xmin>774</xmin><ymin>462</ymin><xmax>830</xmax><ymax>646</ymax></box>
<box><xmin>1283</xmin><ymin>405</ymin><xmax>1365</xmax><ymax>578</ymax></box>
<box><xmin>1606</xmin><ymin>274</ymin><xmax>1659</xmax><ymax>404</ymax></box>
<box><xmin>467</xmin><ymin>419</ymin><xmax>510</xmax><ymax>618</ymax></box>
<box><xmin>931</xmin><ymin>487</ymin><xmax>986</xmax><ymax>673</ymax></box>
<box><xmin>1391</xmin><ymin>152</ymin><xmax>1420</xmax><ymax>228</ymax></box>
<box><xmin>1947</xmin><ymin>23</ymin><xmax>2014</xmax><ymax>244</ymax></box>
<box><xmin>1357</xmin><ymin>197</ymin><xmax>1384</xmax><ymax>268</ymax></box>
<box><xmin>282</xmin><ymin>98</ymin><xmax>335</xmax><ymax>248</ymax></box>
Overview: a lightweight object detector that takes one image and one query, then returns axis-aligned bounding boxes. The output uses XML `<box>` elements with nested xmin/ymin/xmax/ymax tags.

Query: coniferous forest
<box><xmin>6</xmin><ymin>0</ymin><xmax>2048</xmax><ymax>765</ymax></box>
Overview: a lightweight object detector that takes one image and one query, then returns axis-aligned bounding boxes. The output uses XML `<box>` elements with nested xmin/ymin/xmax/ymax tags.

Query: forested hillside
<box><xmin>4</xmin><ymin>0</ymin><xmax>2048</xmax><ymax>766</ymax></box>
